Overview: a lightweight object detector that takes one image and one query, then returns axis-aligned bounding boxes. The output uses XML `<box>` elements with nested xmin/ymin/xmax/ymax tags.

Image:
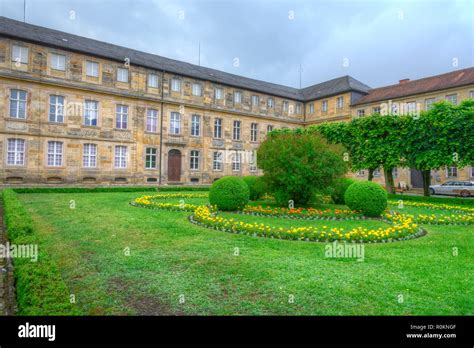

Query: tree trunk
<box><xmin>421</xmin><ymin>169</ymin><xmax>431</xmax><ymax>196</ymax></box>
<box><xmin>383</xmin><ymin>167</ymin><xmax>395</xmax><ymax>194</ymax></box>
<box><xmin>368</xmin><ymin>168</ymin><xmax>374</xmax><ymax>181</ymax></box>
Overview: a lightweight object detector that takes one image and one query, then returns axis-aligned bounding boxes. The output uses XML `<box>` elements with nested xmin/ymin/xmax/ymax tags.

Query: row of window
<box><xmin>307</xmin><ymin>96</ymin><xmax>345</xmax><ymax>114</ymax></box>
<box><xmin>355</xmin><ymin>166</ymin><xmax>473</xmax><ymax>178</ymax></box>
<box><xmin>356</xmin><ymin>92</ymin><xmax>474</xmax><ymax>116</ymax></box>
<box><xmin>8</xmin><ymin>89</ymin><xmax>275</xmax><ymax>139</ymax></box>
<box><xmin>11</xmin><ymin>44</ymin><xmax>301</xmax><ymax>113</ymax></box>
<box><xmin>6</xmin><ymin>139</ymin><xmax>257</xmax><ymax>172</ymax></box>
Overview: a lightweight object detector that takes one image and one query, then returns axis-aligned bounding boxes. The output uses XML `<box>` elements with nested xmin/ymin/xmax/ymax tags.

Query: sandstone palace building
<box><xmin>0</xmin><ymin>16</ymin><xmax>473</xmax><ymax>187</ymax></box>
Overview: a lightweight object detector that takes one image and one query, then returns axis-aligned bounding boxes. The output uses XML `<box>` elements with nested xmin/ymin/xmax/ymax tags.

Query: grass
<box><xmin>14</xmin><ymin>191</ymin><xmax>474</xmax><ymax>315</ymax></box>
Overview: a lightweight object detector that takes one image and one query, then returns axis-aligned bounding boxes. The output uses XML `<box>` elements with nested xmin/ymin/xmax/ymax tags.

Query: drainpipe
<box><xmin>158</xmin><ymin>70</ymin><xmax>165</xmax><ymax>186</ymax></box>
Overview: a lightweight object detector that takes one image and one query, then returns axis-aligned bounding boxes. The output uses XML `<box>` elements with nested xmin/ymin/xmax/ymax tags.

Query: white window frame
<box><xmin>406</xmin><ymin>101</ymin><xmax>417</xmax><ymax>114</ymax></box>
<box><xmin>116</xmin><ymin>104</ymin><xmax>128</xmax><ymax>129</ymax></box>
<box><xmin>215</xmin><ymin>88</ymin><xmax>223</xmax><ymax>100</ymax></box>
<box><xmin>470</xmin><ymin>166</ymin><xmax>474</xmax><ymax>177</ymax></box>
<box><xmin>6</xmin><ymin>138</ymin><xmax>25</xmax><ymax>166</ymax></box>
<box><xmin>83</xmin><ymin>143</ymin><xmax>97</xmax><ymax>168</ymax></box>
<box><xmin>214</xmin><ymin>118</ymin><xmax>222</xmax><ymax>138</ymax></box>
<box><xmin>357</xmin><ymin>109</ymin><xmax>365</xmax><ymax>117</ymax></box>
<box><xmin>192</xmin><ymin>83</ymin><xmax>202</xmax><ymax>96</ymax></box>
<box><xmin>146</xmin><ymin>109</ymin><xmax>158</xmax><ymax>133</ymax></box>
<box><xmin>232</xmin><ymin>152</ymin><xmax>241</xmax><ymax>171</ymax></box>
<box><xmin>233</xmin><ymin>120</ymin><xmax>241</xmax><ymax>140</ymax></box>
<box><xmin>249</xmin><ymin>151</ymin><xmax>257</xmax><ymax>172</ymax></box>
<box><xmin>47</xmin><ymin>141</ymin><xmax>63</xmax><ymax>167</ymax></box>
<box><xmin>190</xmin><ymin>150</ymin><xmax>200</xmax><ymax>170</ymax></box>
<box><xmin>50</xmin><ymin>53</ymin><xmax>66</xmax><ymax>71</ymax></box>
<box><xmin>336</xmin><ymin>96</ymin><xmax>344</xmax><ymax>109</ymax></box>
<box><xmin>49</xmin><ymin>95</ymin><xmax>65</xmax><ymax>123</ymax></box>
<box><xmin>322</xmin><ymin>100</ymin><xmax>328</xmax><ymax>112</ymax></box>
<box><xmin>9</xmin><ymin>89</ymin><xmax>27</xmax><ymax>119</ymax></box>
<box><xmin>148</xmin><ymin>74</ymin><xmax>159</xmax><ymax>88</ymax></box>
<box><xmin>171</xmin><ymin>78</ymin><xmax>181</xmax><ymax>92</ymax></box>
<box><xmin>446</xmin><ymin>166</ymin><xmax>458</xmax><ymax>178</ymax></box>
<box><xmin>425</xmin><ymin>98</ymin><xmax>436</xmax><ymax>110</ymax></box>
<box><xmin>114</xmin><ymin>145</ymin><xmax>128</xmax><ymax>169</ymax></box>
<box><xmin>145</xmin><ymin>147</ymin><xmax>158</xmax><ymax>169</ymax></box>
<box><xmin>283</xmin><ymin>101</ymin><xmax>289</xmax><ymax>112</ymax></box>
<box><xmin>470</xmin><ymin>91</ymin><xmax>474</xmax><ymax>99</ymax></box>
<box><xmin>11</xmin><ymin>45</ymin><xmax>28</xmax><ymax>64</ymax></box>
<box><xmin>213</xmin><ymin>151</ymin><xmax>223</xmax><ymax>171</ymax></box>
<box><xmin>309</xmin><ymin>103</ymin><xmax>314</xmax><ymax>113</ymax></box>
<box><xmin>234</xmin><ymin>91</ymin><xmax>242</xmax><ymax>104</ymax></box>
<box><xmin>251</xmin><ymin>123</ymin><xmax>258</xmax><ymax>142</ymax></box>
<box><xmin>267</xmin><ymin>98</ymin><xmax>274</xmax><ymax>108</ymax></box>
<box><xmin>84</xmin><ymin>100</ymin><xmax>99</xmax><ymax>126</ymax></box>
<box><xmin>445</xmin><ymin>94</ymin><xmax>457</xmax><ymax>105</ymax></box>
<box><xmin>251</xmin><ymin>95</ymin><xmax>259</xmax><ymax>106</ymax></box>
<box><xmin>117</xmin><ymin>68</ymin><xmax>129</xmax><ymax>83</ymax></box>
<box><xmin>86</xmin><ymin>61</ymin><xmax>99</xmax><ymax>77</ymax></box>
<box><xmin>191</xmin><ymin>114</ymin><xmax>201</xmax><ymax>137</ymax></box>
<box><xmin>296</xmin><ymin>104</ymin><xmax>302</xmax><ymax>114</ymax></box>
<box><xmin>356</xmin><ymin>170</ymin><xmax>365</xmax><ymax>177</ymax></box>
<box><xmin>373</xmin><ymin>168</ymin><xmax>381</xmax><ymax>177</ymax></box>
<box><xmin>267</xmin><ymin>125</ymin><xmax>273</xmax><ymax>133</ymax></box>
<box><xmin>170</xmin><ymin>112</ymin><xmax>181</xmax><ymax>135</ymax></box>
<box><xmin>372</xmin><ymin>106</ymin><xmax>381</xmax><ymax>114</ymax></box>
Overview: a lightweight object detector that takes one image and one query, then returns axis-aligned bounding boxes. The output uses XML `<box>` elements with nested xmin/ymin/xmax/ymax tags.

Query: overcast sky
<box><xmin>1</xmin><ymin>0</ymin><xmax>473</xmax><ymax>89</ymax></box>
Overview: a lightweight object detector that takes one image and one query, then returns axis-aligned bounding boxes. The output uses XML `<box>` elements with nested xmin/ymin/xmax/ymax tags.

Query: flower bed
<box><xmin>388</xmin><ymin>200</ymin><xmax>474</xmax><ymax>213</ymax></box>
<box><xmin>191</xmin><ymin>206</ymin><xmax>424</xmax><ymax>243</ymax></box>
<box><xmin>241</xmin><ymin>205</ymin><xmax>364</xmax><ymax>220</ymax></box>
<box><xmin>131</xmin><ymin>192</ymin><xmax>208</xmax><ymax>212</ymax></box>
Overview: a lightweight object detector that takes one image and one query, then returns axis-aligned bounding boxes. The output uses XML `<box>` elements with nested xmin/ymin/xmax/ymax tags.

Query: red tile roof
<box><xmin>353</xmin><ymin>67</ymin><xmax>474</xmax><ymax>105</ymax></box>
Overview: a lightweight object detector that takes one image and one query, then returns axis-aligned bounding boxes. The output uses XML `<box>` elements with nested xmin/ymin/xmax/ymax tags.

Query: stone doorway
<box><xmin>167</xmin><ymin>149</ymin><xmax>182</xmax><ymax>182</ymax></box>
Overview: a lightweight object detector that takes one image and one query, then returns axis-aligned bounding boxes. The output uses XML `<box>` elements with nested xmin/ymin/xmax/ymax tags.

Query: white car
<box><xmin>429</xmin><ymin>181</ymin><xmax>474</xmax><ymax>197</ymax></box>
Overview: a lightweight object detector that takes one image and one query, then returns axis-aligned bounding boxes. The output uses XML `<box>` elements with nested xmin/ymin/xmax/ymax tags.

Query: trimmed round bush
<box><xmin>344</xmin><ymin>181</ymin><xmax>387</xmax><ymax>217</ymax></box>
<box><xmin>331</xmin><ymin>178</ymin><xmax>356</xmax><ymax>205</ymax></box>
<box><xmin>242</xmin><ymin>176</ymin><xmax>266</xmax><ymax>201</ymax></box>
<box><xmin>209</xmin><ymin>176</ymin><xmax>250</xmax><ymax>211</ymax></box>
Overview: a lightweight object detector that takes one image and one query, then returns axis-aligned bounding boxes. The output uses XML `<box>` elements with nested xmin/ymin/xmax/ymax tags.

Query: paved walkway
<box><xmin>0</xmin><ymin>199</ymin><xmax>16</xmax><ymax>315</ymax></box>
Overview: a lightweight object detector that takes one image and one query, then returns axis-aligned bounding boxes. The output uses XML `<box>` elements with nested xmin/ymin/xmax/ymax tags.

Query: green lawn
<box><xmin>17</xmin><ymin>191</ymin><xmax>474</xmax><ymax>315</ymax></box>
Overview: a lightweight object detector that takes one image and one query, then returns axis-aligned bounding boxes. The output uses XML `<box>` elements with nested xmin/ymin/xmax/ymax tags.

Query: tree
<box><xmin>257</xmin><ymin>132</ymin><xmax>347</xmax><ymax>206</ymax></box>
<box><xmin>402</xmin><ymin>100</ymin><xmax>474</xmax><ymax>196</ymax></box>
<box><xmin>316</xmin><ymin>115</ymin><xmax>405</xmax><ymax>193</ymax></box>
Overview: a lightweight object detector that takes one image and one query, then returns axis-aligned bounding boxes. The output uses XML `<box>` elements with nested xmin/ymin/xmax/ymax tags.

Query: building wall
<box><xmin>0</xmin><ymin>36</ymin><xmax>472</xmax><ymax>187</ymax></box>
<box><xmin>305</xmin><ymin>92</ymin><xmax>353</xmax><ymax>124</ymax></box>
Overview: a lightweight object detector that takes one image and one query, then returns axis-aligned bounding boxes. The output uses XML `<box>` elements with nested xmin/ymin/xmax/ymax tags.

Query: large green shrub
<box><xmin>242</xmin><ymin>176</ymin><xmax>266</xmax><ymax>201</ymax></box>
<box><xmin>209</xmin><ymin>177</ymin><xmax>250</xmax><ymax>211</ymax></box>
<box><xmin>344</xmin><ymin>181</ymin><xmax>388</xmax><ymax>217</ymax></box>
<box><xmin>331</xmin><ymin>178</ymin><xmax>356</xmax><ymax>205</ymax></box>
<box><xmin>257</xmin><ymin>132</ymin><xmax>347</xmax><ymax>206</ymax></box>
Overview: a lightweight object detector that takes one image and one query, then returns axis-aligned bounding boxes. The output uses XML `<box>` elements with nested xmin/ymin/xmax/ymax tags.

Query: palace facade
<box><xmin>0</xmin><ymin>16</ymin><xmax>473</xmax><ymax>187</ymax></box>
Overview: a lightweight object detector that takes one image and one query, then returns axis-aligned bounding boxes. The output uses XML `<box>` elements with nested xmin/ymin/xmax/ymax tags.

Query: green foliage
<box><xmin>257</xmin><ymin>132</ymin><xmax>347</xmax><ymax>206</ymax></box>
<box><xmin>1</xmin><ymin>189</ymin><xmax>80</xmax><ymax>315</ymax></box>
<box><xmin>2</xmin><ymin>189</ymin><xmax>33</xmax><ymax>239</ymax></box>
<box><xmin>13</xmin><ymin>186</ymin><xmax>210</xmax><ymax>194</ymax></box>
<box><xmin>344</xmin><ymin>181</ymin><xmax>388</xmax><ymax>217</ymax></box>
<box><xmin>209</xmin><ymin>177</ymin><xmax>249</xmax><ymax>211</ymax></box>
<box><xmin>242</xmin><ymin>176</ymin><xmax>266</xmax><ymax>200</ymax></box>
<box><xmin>387</xmin><ymin>193</ymin><xmax>474</xmax><ymax>206</ymax></box>
<box><xmin>330</xmin><ymin>177</ymin><xmax>357</xmax><ymax>204</ymax></box>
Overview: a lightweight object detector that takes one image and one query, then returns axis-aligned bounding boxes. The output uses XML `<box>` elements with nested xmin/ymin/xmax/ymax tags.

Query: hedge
<box><xmin>12</xmin><ymin>185</ymin><xmax>210</xmax><ymax>194</ymax></box>
<box><xmin>2</xmin><ymin>189</ymin><xmax>80</xmax><ymax>315</ymax></box>
<box><xmin>345</xmin><ymin>181</ymin><xmax>388</xmax><ymax>217</ymax></box>
<box><xmin>209</xmin><ymin>177</ymin><xmax>250</xmax><ymax>211</ymax></box>
<box><xmin>387</xmin><ymin>193</ymin><xmax>474</xmax><ymax>206</ymax></box>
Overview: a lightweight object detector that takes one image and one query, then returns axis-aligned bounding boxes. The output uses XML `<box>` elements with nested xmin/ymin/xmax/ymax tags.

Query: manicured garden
<box><xmin>5</xmin><ymin>187</ymin><xmax>473</xmax><ymax>315</ymax></box>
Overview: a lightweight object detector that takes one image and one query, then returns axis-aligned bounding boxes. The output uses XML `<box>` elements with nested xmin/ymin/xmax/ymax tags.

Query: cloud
<box><xmin>2</xmin><ymin>0</ymin><xmax>473</xmax><ymax>88</ymax></box>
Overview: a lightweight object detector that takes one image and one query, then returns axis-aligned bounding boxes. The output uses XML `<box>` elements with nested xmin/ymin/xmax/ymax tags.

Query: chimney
<box><xmin>399</xmin><ymin>78</ymin><xmax>410</xmax><ymax>84</ymax></box>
